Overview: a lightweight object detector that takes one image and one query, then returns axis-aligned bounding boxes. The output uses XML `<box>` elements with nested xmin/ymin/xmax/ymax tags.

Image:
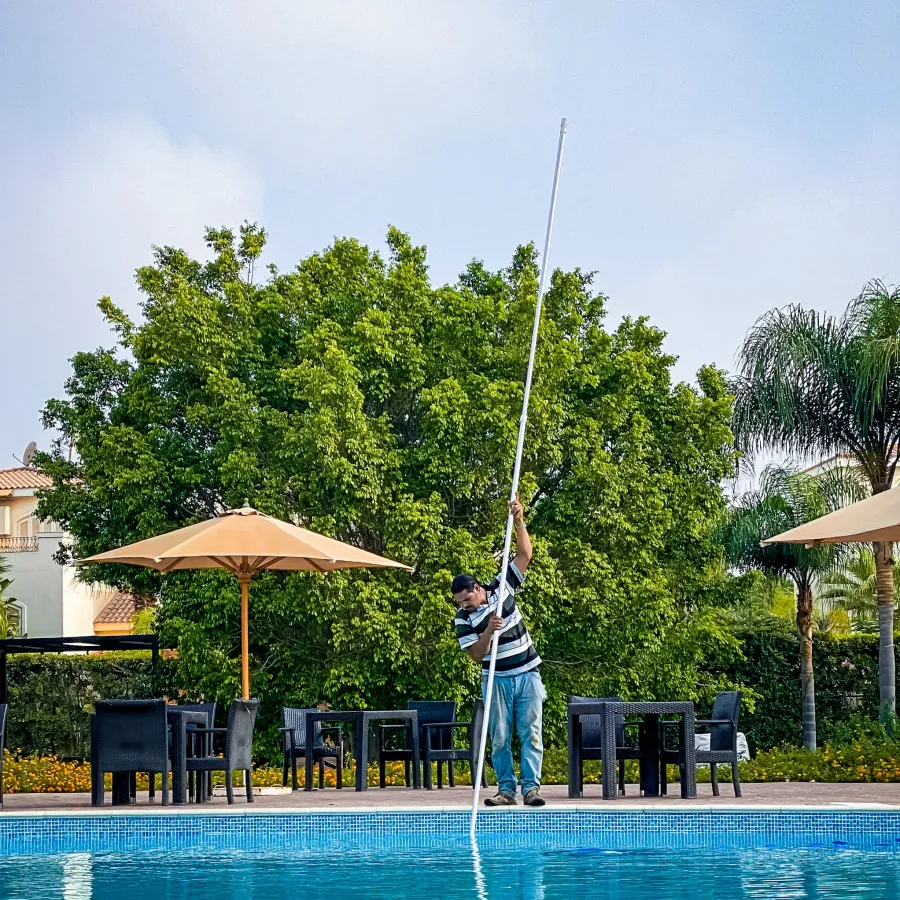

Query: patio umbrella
<box><xmin>761</xmin><ymin>486</ymin><xmax>900</xmax><ymax>547</ymax></box>
<box><xmin>79</xmin><ymin>505</ymin><xmax>412</xmax><ymax>699</ymax></box>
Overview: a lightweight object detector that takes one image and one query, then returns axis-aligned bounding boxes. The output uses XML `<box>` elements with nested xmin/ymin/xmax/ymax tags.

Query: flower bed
<box><xmin>4</xmin><ymin>739</ymin><xmax>900</xmax><ymax>793</ymax></box>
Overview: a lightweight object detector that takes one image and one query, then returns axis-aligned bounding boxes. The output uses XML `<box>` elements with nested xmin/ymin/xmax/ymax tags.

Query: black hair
<box><xmin>451</xmin><ymin>574</ymin><xmax>478</xmax><ymax>595</ymax></box>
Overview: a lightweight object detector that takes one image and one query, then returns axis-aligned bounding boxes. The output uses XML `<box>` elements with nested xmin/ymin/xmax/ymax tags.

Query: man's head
<box><xmin>451</xmin><ymin>574</ymin><xmax>487</xmax><ymax>611</ymax></box>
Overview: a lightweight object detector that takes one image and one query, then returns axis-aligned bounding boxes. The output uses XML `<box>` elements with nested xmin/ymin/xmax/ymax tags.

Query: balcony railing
<box><xmin>0</xmin><ymin>536</ymin><xmax>39</xmax><ymax>553</ymax></box>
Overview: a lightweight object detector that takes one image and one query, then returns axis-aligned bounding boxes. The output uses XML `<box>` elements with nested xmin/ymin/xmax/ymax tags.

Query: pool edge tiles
<box><xmin>1</xmin><ymin>810</ymin><xmax>900</xmax><ymax>855</ymax></box>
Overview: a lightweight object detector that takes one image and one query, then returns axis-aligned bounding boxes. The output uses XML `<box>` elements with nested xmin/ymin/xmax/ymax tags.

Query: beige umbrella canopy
<box><xmin>761</xmin><ymin>486</ymin><xmax>900</xmax><ymax>547</ymax></box>
<box><xmin>79</xmin><ymin>505</ymin><xmax>412</xmax><ymax>699</ymax></box>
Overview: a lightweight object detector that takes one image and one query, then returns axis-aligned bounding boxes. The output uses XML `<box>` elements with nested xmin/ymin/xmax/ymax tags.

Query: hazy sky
<box><xmin>3</xmin><ymin>2</ymin><xmax>900</xmax><ymax>468</ymax></box>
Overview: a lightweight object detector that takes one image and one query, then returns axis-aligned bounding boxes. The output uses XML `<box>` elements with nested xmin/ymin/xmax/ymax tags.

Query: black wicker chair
<box><xmin>422</xmin><ymin>699</ymin><xmax>489</xmax><ymax>790</ymax></box>
<box><xmin>0</xmin><ymin>703</ymin><xmax>7</xmax><ymax>807</ymax></box>
<box><xmin>378</xmin><ymin>701</ymin><xmax>456</xmax><ymax>789</ymax></box>
<box><xmin>147</xmin><ymin>702</ymin><xmax>217</xmax><ymax>802</ymax></box>
<box><xmin>280</xmin><ymin>707</ymin><xmax>344</xmax><ymax>791</ymax></box>
<box><xmin>184</xmin><ymin>702</ymin><xmax>217</xmax><ymax>801</ymax></box>
<box><xmin>569</xmin><ymin>696</ymin><xmax>644</xmax><ymax>796</ymax></box>
<box><xmin>661</xmin><ymin>691</ymin><xmax>742</xmax><ymax>797</ymax></box>
<box><xmin>93</xmin><ymin>699</ymin><xmax>170</xmax><ymax>806</ymax></box>
<box><xmin>186</xmin><ymin>699</ymin><xmax>259</xmax><ymax>804</ymax></box>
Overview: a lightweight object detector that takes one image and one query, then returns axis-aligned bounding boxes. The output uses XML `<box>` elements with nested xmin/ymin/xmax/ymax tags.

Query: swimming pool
<box><xmin>0</xmin><ymin>811</ymin><xmax>898</xmax><ymax>899</ymax></box>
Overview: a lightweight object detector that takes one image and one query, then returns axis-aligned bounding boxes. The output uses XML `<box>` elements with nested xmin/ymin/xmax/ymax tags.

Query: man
<box><xmin>452</xmin><ymin>496</ymin><xmax>546</xmax><ymax>807</ymax></box>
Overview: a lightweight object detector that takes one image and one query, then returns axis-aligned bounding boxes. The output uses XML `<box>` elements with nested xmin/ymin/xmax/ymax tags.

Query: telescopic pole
<box><xmin>469</xmin><ymin>118</ymin><xmax>568</xmax><ymax>841</ymax></box>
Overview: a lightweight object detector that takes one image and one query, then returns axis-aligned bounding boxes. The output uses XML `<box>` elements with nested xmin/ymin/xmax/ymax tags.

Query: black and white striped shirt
<box><xmin>454</xmin><ymin>561</ymin><xmax>541</xmax><ymax>677</ymax></box>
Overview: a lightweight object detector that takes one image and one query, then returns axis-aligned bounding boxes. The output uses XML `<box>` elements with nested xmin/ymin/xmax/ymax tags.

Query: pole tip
<box><xmin>560</xmin><ymin>117</ymin><xmax>568</xmax><ymax>133</ymax></box>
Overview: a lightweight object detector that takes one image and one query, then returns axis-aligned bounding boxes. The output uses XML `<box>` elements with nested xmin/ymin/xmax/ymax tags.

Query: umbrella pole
<box><xmin>239</xmin><ymin>575</ymin><xmax>251</xmax><ymax>700</ymax></box>
<box><xmin>470</xmin><ymin>118</ymin><xmax>568</xmax><ymax>841</ymax></box>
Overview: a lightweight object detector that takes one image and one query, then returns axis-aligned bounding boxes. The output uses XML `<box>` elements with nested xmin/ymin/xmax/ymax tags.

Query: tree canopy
<box><xmin>37</xmin><ymin>224</ymin><xmax>741</xmax><ymax>752</ymax></box>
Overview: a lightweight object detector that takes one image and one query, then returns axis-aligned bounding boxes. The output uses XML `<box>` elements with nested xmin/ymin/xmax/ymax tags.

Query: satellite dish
<box><xmin>22</xmin><ymin>442</ymin><xmax>37</xmax><ymax>467</ymax></box>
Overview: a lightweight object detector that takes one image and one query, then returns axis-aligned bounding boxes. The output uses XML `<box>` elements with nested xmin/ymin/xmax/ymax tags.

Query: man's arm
<box><xmin>465</xmin><ymin>613</ymin><xmax>504</xmax><ymax>662</ymax></box>
<box><xmin>510</xmin><ymin>495</ymin><xmax>532</xmax><ymax>574</ymax></box>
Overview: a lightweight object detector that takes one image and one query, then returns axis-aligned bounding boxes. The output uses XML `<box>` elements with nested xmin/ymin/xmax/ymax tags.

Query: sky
<box><xmin>2</xmin><ymin>1</ymin><xmax>900</xmax><ymax>469</ymax></box>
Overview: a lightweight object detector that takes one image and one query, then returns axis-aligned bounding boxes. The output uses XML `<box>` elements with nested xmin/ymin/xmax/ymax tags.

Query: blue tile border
<box><xmin>1</xmin><ymin>811</ymin><xmax>900</xmax><ymax>855</ymax></box>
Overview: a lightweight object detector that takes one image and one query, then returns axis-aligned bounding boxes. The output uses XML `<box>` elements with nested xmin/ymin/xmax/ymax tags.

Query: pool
<box><xmin>0</xmin><ymin>811</ymin><xmax>898</xmax><ymax>899</ymax></box>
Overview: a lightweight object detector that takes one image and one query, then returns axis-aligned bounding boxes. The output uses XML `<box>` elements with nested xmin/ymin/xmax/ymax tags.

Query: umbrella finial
<box><xmin>242</xmin><ymin>498</ymin><xmax>251</xmax><ymax>509</ymax></box>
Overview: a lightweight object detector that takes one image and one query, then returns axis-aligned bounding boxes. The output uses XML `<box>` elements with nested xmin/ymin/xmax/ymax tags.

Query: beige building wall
<box><xmin>1</xmin><ymin>470</ymin><xmax>132</xmax><ymax>637</ymax></box>
<box><xmin>62</xmin><ymin>571</ymin><xmax>120</xmax><ymax>636</ymax></box>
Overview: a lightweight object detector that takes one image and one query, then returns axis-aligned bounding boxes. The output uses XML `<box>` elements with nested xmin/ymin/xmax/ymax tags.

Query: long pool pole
<box><xmin>469</xmin><ymin>117</ymin><xmax>568</xmax><ymax>841</ymax></box>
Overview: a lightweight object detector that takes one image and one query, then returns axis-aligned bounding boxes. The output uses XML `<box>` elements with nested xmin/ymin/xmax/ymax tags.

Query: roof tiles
<box><xmin>94</xmin><ymin>592</ymin><xmax>141</xmax><ymax>624</ymax></box>
<box><xmin>0</xmin><ymin>468</ymin><xmax>54</xmax><ymax>491</ymax></box>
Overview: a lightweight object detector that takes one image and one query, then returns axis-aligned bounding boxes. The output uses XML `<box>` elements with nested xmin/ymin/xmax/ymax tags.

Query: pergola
<box><xmin>0</xmin><ymin>634</ymin><xmax>159</xmax><ymax>703</ymax></box>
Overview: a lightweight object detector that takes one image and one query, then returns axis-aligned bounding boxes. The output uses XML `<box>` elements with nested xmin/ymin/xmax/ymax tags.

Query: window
<box><xmin>13</xmin><ymin>515</ymin><xmax>59</xmax><ymax>537</ymax></box>
<box><xmin>5</xmin><ymin>601</ymin><xmax>26</xmax><ymax>637</ymax></box>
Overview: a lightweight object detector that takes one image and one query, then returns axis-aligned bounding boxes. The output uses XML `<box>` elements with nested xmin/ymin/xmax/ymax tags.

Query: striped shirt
<box><xmin>454</xmin><ymin>561</ymin><xmax>541</xmax><ymax>677</ymax></box>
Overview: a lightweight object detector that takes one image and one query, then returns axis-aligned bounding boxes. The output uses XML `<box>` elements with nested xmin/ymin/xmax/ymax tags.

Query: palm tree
<box><xmin>733</xmin><ymin>280</ymin><xmax>900</xmax><ymax>719</ymax></box>
<box><xmin>721</xmin><ymin>465</ymin><xmax>856</xmax><ymax>749</ymax></box>
<box><xmin>818</xmin><ymin>548</ymin><xmax>899</xmax><ymax>633</ymax></box>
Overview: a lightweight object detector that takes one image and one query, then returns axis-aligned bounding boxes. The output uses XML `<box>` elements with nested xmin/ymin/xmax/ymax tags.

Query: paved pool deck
<box><xmin>2</xmin><ymin>782</ymin><xmax>899</xmax><ymax>814</ymax></box>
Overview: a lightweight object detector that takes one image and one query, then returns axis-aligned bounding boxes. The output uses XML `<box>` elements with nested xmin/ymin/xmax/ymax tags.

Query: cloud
<box><xmin>121</xmin><ymin>0</ymin><xmax>536</xmax><ymax>163</ymax></box>
<box><xmin>0</xmin><ymin>116</ymin><xmax>263</xmax><ymax>463</ymax></box>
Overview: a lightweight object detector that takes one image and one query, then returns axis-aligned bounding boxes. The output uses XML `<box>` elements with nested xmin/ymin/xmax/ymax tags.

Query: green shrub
<box><xmin>6</xmin><ymin>652</ymin><xmax>157</xmax><ymax>758</ymax></box>
<box><xmin>738</xmin><ymin>738</ymin><xmax>900</xmax><ymax>783</ymax></box>
<box><xmin>711</xmin><ymin>629</ymin><xmax>896</xmax><ymax>752</ymax></box>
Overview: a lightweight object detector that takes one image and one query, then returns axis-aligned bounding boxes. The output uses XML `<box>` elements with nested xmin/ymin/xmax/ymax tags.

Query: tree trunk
<box><xmin>873</xmin><ymin>540</ymin><xmax>896</xmax><ymax>722</ymax></box>
<box><xmin>796</xmin><ymin>583</ymin><xmax>816</xmax><ymax>751</ymax></box>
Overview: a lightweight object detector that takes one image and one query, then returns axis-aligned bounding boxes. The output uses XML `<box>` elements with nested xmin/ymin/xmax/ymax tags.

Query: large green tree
<box><xmin>721</xmin><ymin>465</ymin><xmax>858</xmax><ymax>749</ymax></box>
<box><xmin>37</xmin><ymin>224</ymin><xmax>739</xmax><ymax>753</ymax></box>
<box><xmin>734</xmin><ymin>281</ymin><xmax>900</xmax><ymax>720</ymax></box>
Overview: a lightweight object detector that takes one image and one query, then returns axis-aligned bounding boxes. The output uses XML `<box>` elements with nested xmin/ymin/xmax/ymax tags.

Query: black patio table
<box><xmin>304</xmin><ymin>709</ymin><xmax>421</xmax><ymax>792</ymax></box>
<box><xmin>567</xmin><ymin>700</ymin><xmax>696</xmax><ymax>800</ymax></box>
<box><xmin>90</xmin><ymin>704</ymin><xmax>209</xmax><ymax>805</ymax></box>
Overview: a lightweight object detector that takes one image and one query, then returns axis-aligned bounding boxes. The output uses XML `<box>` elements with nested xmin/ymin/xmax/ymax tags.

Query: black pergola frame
<box><xmin>0</xmin><ymin>634</ymin><xmax>159</xmax><ymax>703</ymax></box>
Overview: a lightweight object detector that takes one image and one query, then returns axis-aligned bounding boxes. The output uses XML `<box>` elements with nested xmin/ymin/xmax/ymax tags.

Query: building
<box><xmin>801</xmin><ymin>453</ymin><xmax>859</xmax><ymax>478</ymax></box>
<box><xmin>0</xmin><ymin>467</ymin><xmax>140</xmax><ymax>637</ymax></box>
<box><xmin>801</xmin><ymin>452</ymin><xmax>900</xmax><ymax>486</ymax></box>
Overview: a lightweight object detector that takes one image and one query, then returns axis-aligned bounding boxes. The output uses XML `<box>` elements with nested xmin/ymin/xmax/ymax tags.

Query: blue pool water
<box><xmin>1</xmin><ymin>844</ymin><xmax>900</xmax><ymax>899</ymax></box>
<box><xmin>0</xmin><ymin>812</ymin><xmax>899</xmax><ymax>899</ymax></box>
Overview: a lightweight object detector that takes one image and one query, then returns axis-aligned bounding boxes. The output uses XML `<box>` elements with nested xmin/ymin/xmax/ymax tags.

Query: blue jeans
<box><xmin>482</xmin><ymin>669</ymin><xmax>545</xmax><ymax>796</ymax></box>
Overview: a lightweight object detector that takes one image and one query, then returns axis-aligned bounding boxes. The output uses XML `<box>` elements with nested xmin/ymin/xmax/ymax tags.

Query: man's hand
<box><xmin>509</xmin><ymin>493</ymin><xmax>532</xmax><ymax>572</ymax></box>
<box><xmin>466</xmin><ymin>612</ymin><xmax>505</xmax><ymax>662</ymax></box>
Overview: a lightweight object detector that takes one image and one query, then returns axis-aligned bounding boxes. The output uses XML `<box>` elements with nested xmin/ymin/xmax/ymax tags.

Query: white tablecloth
<box><xmin>694</xmin><ymin>731</ymin><xmax>749</xmax><ymax>761</ymax></box>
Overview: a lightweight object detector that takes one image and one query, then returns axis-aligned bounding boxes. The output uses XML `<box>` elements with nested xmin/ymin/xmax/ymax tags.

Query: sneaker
<box><xmin>483</xmin><ymin>791</ymin><xmax>517</xmax><ymax>807</ymax></box>
<box><xmin>523</xmin><ymin>789</ymin><xmax>546</xmax><ymax>807</ymax></box>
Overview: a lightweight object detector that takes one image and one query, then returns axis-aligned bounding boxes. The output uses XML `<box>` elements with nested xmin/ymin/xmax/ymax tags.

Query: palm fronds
<box><xmin>734</xmin><ymin>284</ymin><xmax>900</xmax><ymax>490</ymax></box>
<box><xmin>721</xmin><ymin>464</ymin><xmax>855</xmax><ymax>587</ymax></box>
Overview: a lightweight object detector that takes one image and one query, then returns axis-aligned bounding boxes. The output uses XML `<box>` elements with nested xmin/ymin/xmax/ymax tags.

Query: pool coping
<box><xmin>3</xmin><ymin>802</ymin><xmax>900</xmax><ymax>817</ymax></box>
<box><xmin>4</xmin><ymin>806</ymin><xmax>900</xmax><ymax>857</ymax></box>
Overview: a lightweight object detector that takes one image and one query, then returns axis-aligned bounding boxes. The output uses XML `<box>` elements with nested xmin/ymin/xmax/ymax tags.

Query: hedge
<box><xmin>714</xmin><ymin>629</ymin><xmax>900</xmax><ymax>752</ymax></box>
<box><xmin>6</xmin><ymin>653</ymin><xmax>155</xmax><ymax>759</ymax></box>
<box><xmin>3</xmin><ymin>630</ymin><xmax>897</xmax><ymax>760</ymax></box>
